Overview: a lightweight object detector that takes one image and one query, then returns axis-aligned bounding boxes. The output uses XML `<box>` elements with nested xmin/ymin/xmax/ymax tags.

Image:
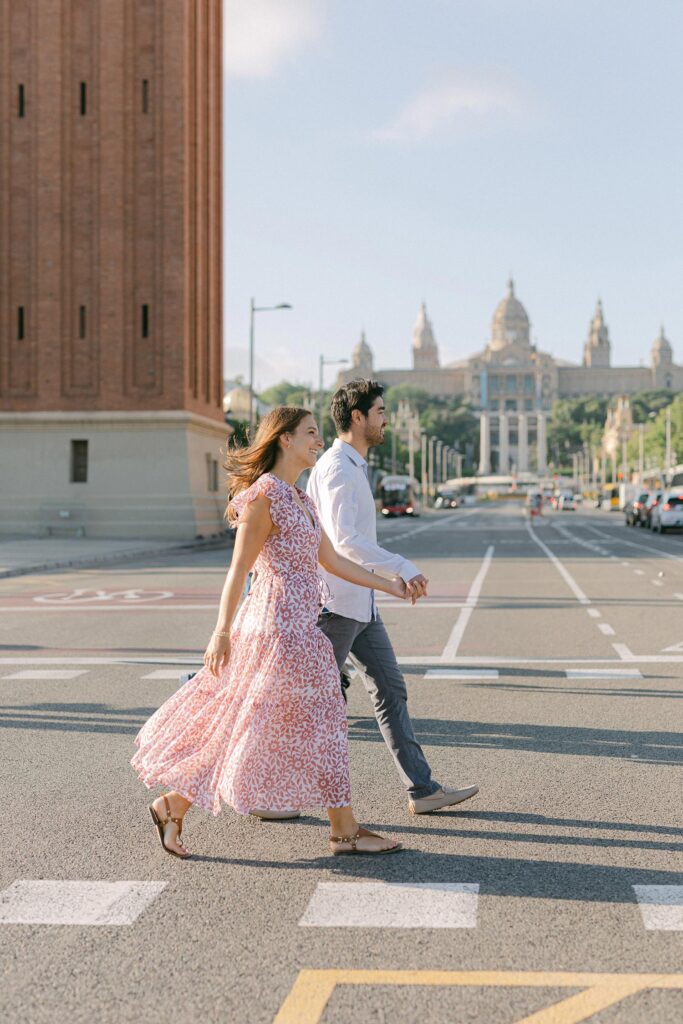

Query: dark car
<box><xmin>638</xmin><ymin>491</ymin><xmax>662</xmax><ymax>528</ymax></box>
<box><xmin>434</xmin><ymin>490</ymin><xmax>459</xmax><ymax>509</ymax></box>
<box><xmin>625</xmin><ymin>492</ymin><xmax>649</xmax><ymax>526</ymax></box>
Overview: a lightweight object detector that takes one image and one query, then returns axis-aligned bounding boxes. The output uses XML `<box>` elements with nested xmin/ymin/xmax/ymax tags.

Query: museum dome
<box><xmin>490</xmin><ymin>279</ymin><xmax>530</xmax><ymax>350</ymax></box>
<box><xmin>351</xmin><ymin>331</ymin><xmax>374</xmax><ymax>375</ymax></box>
<box><xmin>651</xmin><ymin>325</ymin><xmax>673</xmax><ymax>367</ymax></box>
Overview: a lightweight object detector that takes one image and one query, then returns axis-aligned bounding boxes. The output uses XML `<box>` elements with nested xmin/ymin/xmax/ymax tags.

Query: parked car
<box><xmin>625</xmin><ymin>492</ymin><xmax>649</xmax><ymax>526</ymax></box>
<box><xmin>650</xmin><ymin>489</ymin><xmax>683</xmax><ymax>533</ymax></box>
<box><xmin>638</xmin><ymin>491</ymin><xmax>662</xmax><ymax>529</ymax></box>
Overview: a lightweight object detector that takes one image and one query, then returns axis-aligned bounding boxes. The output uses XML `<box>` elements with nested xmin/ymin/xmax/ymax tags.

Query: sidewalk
<box><xmin>0</xmin><ymin>534</ymin><xmax>232</xmax><ymax>579</ymax></box>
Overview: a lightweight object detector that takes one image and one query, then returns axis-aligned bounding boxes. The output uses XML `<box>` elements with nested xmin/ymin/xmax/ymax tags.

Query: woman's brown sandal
<box><xmin>149</xmin><ymin>795</ymin><xmax>190</xmax><ymax>859</ymax></box>
<box><xmin>329</xmin><ymin>825</ymin><xmax>403</xmax><ymax>856</ymax></box>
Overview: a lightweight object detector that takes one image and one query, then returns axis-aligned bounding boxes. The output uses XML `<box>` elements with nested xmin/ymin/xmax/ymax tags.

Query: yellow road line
<box><xmin>273</xmin><ymin>969</ymin><xmax>683</xmax><ymax>1024</ymax></box>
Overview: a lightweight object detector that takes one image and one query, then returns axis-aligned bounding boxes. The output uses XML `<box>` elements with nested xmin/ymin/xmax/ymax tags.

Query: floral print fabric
<box><xmin>131</xmin><ymin>472</ymin><xmax>351</xmax><ymax>816</ymax></box>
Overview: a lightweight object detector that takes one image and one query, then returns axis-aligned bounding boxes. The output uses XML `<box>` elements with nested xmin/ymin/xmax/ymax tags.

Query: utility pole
<box><xmin>665</xmin><ymin>405</ymin><xmax>672</xmax><ymax>483</ymax></box>
<box><xmin>421</xmin><ymin>432</ymin><xmax>428</xmax><ymax>501</ymax></box>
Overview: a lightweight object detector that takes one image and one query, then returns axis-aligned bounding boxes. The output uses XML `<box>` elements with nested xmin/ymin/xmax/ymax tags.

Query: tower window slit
<box><xmin>17</xmin><ymin>307</ymin><xmax>25</xmax><ymax>340</ymax></box>
<box><xmin>141</xmin><ymin>304</ymin><xmax>149</xmax><ymax>338</ymax></box>
<box><xmin>18</xmin><ymin>84</ymin><xmax>25</xmax><ymax>117</ymax></box>
<box><xmin>142</xmin><ymin>79</ymin><xmax>149</xmax><ymax>113</ymax></box>
<box><xmin>79</xmin><ymin>305</ymin><xmax>86</xmax><ymax>339</ymax></box>
<box><xmin>80</xmin><ymin>82</ymin><xmax>87</xmax><ymax>115</ymax></box>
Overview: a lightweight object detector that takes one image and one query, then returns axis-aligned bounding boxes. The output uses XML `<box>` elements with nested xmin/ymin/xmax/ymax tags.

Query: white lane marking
<box><xmin>1</xmin><ymin>605</ymin><xmax>219</xmax><ymax>612</ymax></box>
<box><xmin>633</xmin><ymin>886</ymin><xmax>683</xmax><ymax>931</ymax></box>
<box><xmin>376</xmin><ymin>601</ymin><xmax>465</xmax><ymax>609</ymax></box>
<box><xmin>440</xmin><ymin>546</ymin><xmax>495</xmax><ymax>661</ymax></box>
<box><xmin>300</xmin><ymin>883</ymin><xmax>479</xmax><ymax>929</ymax></box>
<box><xmin>634</xmin><ymin>570</ymin><xmax>646</xmax><ymax>576</ymax></box>
<box><xmin>0</xmin><ymin>881</ymin><xmax>167</xmax><ymax>926</ymax></box>
<box><xmin>140</xmin><ymin>669</ymin><xmax>188</xmax><ymax>679</ymax></box>
<box><xmin>598</xmin><ymin>623</ymin><xmax>616</xmax><ymax>636</ymax></box>
<box><xmin>621</xmin><ymin>561</ymin><xmax>630</xmax><ymax>567</ymax></box>
<box><xmin>661</xmin><ymin>641</ymin><xmax>683</xmax><ymax>653</ymax></box>
<box><xmin>587</xmin><ymin>528</ymin><xmax>683</xmax><ymax>564</ymax></box>
<box><xmin>675</xmin><ymin>593</ymin><xmax>683</xmax><ymax>601</ymax></box>
<box><xmin>651</xmin><ymin>580</ymin><xmax>664</xmax><ymax>587</ymax></box>
<box><xmin>3</xmin><ymin>669</ymin><xmax>89</xmax><ymax>680</ymax></box>
<box><xmin>424</xmin><ymin>669</ymin><xmax>499</xmax><ymax>680</ymax></box>
<box><xmin>565</xmin><ymin>669</ymin><xmax>642</xmax><ymax>679</ymax></box>
<box><xmin>385</xmin><ymin>509</ymin><xmax>478</xmax><ymax>543</ymax></box>
<box><xmin>34</xmin><ymin>589</ymin><xmax>173</xmax><ymax>604</ymax></box>
<box><xmin>613</xmin><ymin>643</ymin><xmax>635</xmax><ymax>660</ymax></box>
<box><xmin>587</xmin><ymin>608</ymin><xmax>601</xmax><ymax>618</ymax></box>
<box><xmin>525</xmin><ymin>520</ymin><xmax>589</xmax><ymax>604</ymax></box>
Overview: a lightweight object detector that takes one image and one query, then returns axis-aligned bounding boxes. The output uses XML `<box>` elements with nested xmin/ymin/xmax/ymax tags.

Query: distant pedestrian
<box><xmin>307</xmin><ymin>379</ymin><xmax>479</xmax><ymax>815</ymax></box>
<box><xmin>132</xmin><ymin>406</ymin><xmax>406</xmax><ymax>858</ymax></box>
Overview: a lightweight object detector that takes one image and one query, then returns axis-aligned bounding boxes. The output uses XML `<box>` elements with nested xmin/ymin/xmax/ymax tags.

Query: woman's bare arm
<box><xmin>214</xmin><ymin>495</ymin><xmax>274</xmax><ymax>632</ymax></box>
<box><xmin>318</xmin><ymin>528</ymin><xmax>407</xmax><ymax>599</ymax></box>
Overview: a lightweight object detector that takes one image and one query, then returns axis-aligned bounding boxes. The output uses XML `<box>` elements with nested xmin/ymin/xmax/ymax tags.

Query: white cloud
<box><xmin>223</xmin><ymin>0</ymin><xmax>324</xmax><ymax>79</ymax></box>
<box><xmin>373</xmin><ymin>69</ymin><xmax>536</xmax><ymax>143</ymax></box>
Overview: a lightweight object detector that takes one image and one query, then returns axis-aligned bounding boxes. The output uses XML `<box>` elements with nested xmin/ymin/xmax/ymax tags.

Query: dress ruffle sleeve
<box><xmin>229</xmin><ymin>473</ymin><xmax>285</xmax><ymax>530</ymax></box>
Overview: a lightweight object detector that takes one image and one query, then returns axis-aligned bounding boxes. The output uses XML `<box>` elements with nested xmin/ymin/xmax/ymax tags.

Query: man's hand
<box><xmin>406</xmin><ymin>573</ymin><xmax>429</xmax><ymax>604</ymax></box>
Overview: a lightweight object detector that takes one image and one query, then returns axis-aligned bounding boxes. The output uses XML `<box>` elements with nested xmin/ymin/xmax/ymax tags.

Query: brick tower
<box><xmin>0</xmin><ymin>0</ymin><xmax>226</xmax><ymax>538</ymax></box>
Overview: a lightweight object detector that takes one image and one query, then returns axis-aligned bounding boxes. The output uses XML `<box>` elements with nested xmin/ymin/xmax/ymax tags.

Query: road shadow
<box><xmin>184</xmin><ymin>849</ymin><xmax>683</xmax><ymax>904</ymax></box>
<box><xmin>347</xmin><ymin>715</ymin><xmax>683</xmax><ymax>765</ymax></box>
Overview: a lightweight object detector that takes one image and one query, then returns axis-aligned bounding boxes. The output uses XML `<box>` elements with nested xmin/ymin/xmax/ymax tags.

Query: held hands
<box><xmin>406</xmin><ymin>573</ymin><xmax>429</xmax><ymax>604</ymax></box>
<box><xmin>203</xmin><ymin>632</ymin><xmax>231</xmax><ymax>678</ymax></box>
<box><xmin>387</xmin><ymin>573</ymin><xmax>429</xmax><ymax>604</ymax></box>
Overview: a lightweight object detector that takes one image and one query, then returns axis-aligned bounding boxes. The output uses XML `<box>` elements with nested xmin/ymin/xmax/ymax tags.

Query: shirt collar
<box><xmin>333</xmin><ymin>437</ymin><xmax>368</xmax><ymax>469</ymax></box>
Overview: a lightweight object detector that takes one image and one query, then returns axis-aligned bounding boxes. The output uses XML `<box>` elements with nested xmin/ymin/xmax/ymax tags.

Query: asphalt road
<box><xmin>1</xmin><ymin>502</ymin><xmax>682</xmax><ymax>1023</ymax></box>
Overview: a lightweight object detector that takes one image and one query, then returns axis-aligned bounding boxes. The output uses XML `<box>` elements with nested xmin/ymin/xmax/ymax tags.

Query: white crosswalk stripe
<box><xmin>140</xmin><ymin>668</ymin><xmax>191</xmax><ymax>679</ymax></box>
<box><xmin>300</xmin><ymin>882</ymin><xmax>479</xmax><ymax>929</ymax></box>
<box><xmin>565</xmin><ymin>669</ymin><xmax>642</xmax><ymax>680</ymax></box>
<box><xmin>0</xmin><ymin>881</ymin><xmax>167</xmax><ymax>926</ymax></box>
<box><xmin>424</xmin><ymin>669</ymin><xmax>499</xmax><ymax>680</ymax></box>
<box><xmin>633</xmin><ymin>886</ymin><xmax>683</xmax><ymax>931</ymax></box>
<box><xmin>3</xmin><ymin>669</ymin><xmax>89</xmax><ymax>680</ymax></box>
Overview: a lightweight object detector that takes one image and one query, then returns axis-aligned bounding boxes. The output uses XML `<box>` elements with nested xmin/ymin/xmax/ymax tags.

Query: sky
<box><xmin>223</xmin><ymin>0</ymin><xmax>683</xmax><ymax>393</ymax></box>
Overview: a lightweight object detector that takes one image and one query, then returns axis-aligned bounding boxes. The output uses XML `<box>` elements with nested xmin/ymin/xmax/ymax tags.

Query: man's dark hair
<box><xmin>330</xmin><ymin>378</ymin><xmax>384</xmax><ymax>434</ymax></box>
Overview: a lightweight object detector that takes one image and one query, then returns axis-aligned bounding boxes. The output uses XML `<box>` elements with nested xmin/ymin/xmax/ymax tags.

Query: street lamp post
<box><xmin>249</xmin><ymin>298</ymin><xmax>292</xmax><ymax>431</ymax></box>
<box><xmin>665</xmin><ymin>405</ymin><xmax>672</xmax><ymax>483</ymax></box>
<box><xmin>421</xmin><ymin>432</ymin><xmax>428</xmax><ymax>501</ymax></box>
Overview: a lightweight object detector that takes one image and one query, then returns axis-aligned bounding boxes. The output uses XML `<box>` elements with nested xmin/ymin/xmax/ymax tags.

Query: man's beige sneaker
<box><xmin>409</xmin><ymin>784</ymin><xmax>479</xmax><ymax>815</ymax></box>
<box><xmin>250</xmin><ymin>809</ymin><xmax>301</xmax><ymax>820</ymax></box>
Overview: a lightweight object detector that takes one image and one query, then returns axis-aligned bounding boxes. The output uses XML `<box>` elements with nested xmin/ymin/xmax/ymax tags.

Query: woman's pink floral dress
<box><xmin>131</xmin><ymin>472</ymin><xmax>351</xmax><ymax>815</ymax></box>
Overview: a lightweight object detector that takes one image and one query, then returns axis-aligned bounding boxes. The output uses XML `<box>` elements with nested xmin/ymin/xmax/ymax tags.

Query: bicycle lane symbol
<box><xmin>33</xmin><ymin>589</ymin><xmax>174</xmax><ymax>604</ymax></box>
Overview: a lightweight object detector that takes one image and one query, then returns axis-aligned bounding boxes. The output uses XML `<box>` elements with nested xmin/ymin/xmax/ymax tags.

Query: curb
<box><xmin>0</xmin><ymin>533</ymin><xmax>234</xmax><ymax>580</ymax></box>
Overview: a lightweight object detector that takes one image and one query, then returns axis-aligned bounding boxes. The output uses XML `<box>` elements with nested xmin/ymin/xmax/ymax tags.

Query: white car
<box><xmin>557</xmin><ymin>492</ymin><xmax>576</xmax><ymax>511</ymax></box>
<box><xmin>651</xmin><ymin>489</ymin><xmax>683</xmax><ymax>533</ymax></box>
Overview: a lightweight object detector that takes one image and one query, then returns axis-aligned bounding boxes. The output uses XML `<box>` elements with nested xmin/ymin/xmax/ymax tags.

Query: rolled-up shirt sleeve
<box><xmin>316</xmin><ymin>466</ymin><xmax>420</xmax><ymax>583</ymax></box>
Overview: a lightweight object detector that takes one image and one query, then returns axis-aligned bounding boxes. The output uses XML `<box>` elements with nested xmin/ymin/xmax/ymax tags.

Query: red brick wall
<box><xmin>0</xmin><ymin>0</ymin><xmax>223</xmax><ymax>420</ymax></box>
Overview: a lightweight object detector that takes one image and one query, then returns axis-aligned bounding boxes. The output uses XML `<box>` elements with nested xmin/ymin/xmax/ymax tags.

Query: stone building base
<box><xmin>0</xmin><ymin>411</ymin><xmax>231</xmax><ymax>540</ymax></box>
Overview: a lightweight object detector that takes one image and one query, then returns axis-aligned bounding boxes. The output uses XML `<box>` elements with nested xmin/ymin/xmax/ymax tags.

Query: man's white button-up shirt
<box><xmin>307</xmin><ymin>438</ymin><xmax>420</xmax><ymax>623</ymax></box>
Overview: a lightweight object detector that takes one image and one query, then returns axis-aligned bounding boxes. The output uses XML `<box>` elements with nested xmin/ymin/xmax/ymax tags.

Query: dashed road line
<box><xmin>587</xmin><ymin>608</ymin><xmax>601</xmax><ymax>618</ymax></box>
<box><xmin>299</xmin><ymin>882</ymin><xmax>479</xmax><ymax>930</ymax></box>
<box><xmin>633</xmin><ymin>885</ymin><xmax>683</xmax><ymax>931</ymax></box>
<box><xmin>0</xmin><ymin>880</ymin><xmax>167</xmax><ymax>926</ymax></box>
<box><xmin>598</xmin><ymin>623</ymin><xmax>616</xmax><ymax>636</ymax></box>
<box><xmin>634</xmin><ymin>569</ymin><xmax>645</xmax><ymax>575</ymax></box>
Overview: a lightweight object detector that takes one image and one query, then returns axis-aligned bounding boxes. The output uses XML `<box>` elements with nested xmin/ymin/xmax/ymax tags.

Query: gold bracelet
<box><xmin>214</xmin><ymin>630</ymin><xmax>231</xmax><ymax>638</ymax></box>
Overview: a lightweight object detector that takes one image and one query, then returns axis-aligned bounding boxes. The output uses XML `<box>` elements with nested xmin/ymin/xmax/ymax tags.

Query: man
<box><xmin>307</xmin><ymin>378</ymin><xmax>479</xmax><ymax>816</ymax></box>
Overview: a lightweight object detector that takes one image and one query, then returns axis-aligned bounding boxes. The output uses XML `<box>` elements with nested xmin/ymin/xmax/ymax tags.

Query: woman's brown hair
<box><xmin>224</xmin><ymin>405</ymin><xmax>312</xmax><ymax>522</ymax></box>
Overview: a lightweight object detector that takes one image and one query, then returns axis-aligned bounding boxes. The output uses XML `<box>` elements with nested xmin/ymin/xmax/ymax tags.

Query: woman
<box><xmin>132</xmin><ymin>406</ymin><xmax>407</xmax><ymax>858</ymax></box>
